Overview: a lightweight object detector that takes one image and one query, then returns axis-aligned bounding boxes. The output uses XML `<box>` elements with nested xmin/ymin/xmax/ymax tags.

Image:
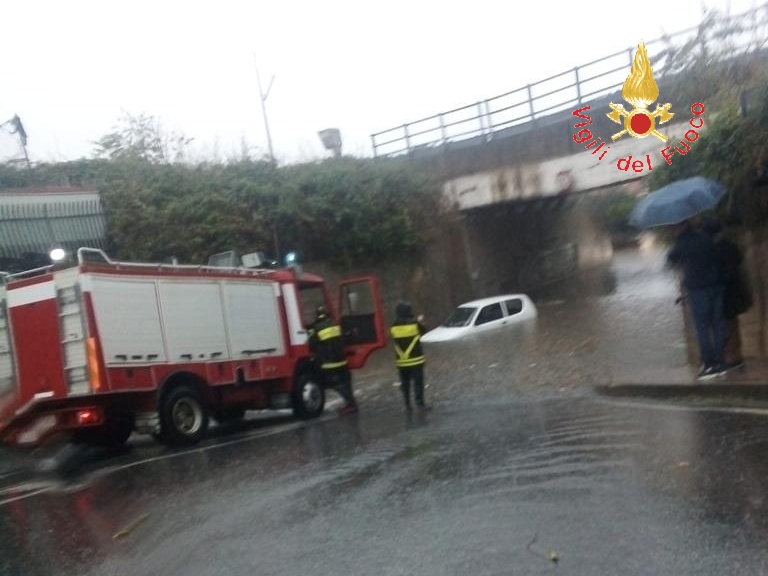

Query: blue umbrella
<box><xmin>629</xmin><ymin>176</ymin><xmax>727</xmax><ymax>229</ymax></box>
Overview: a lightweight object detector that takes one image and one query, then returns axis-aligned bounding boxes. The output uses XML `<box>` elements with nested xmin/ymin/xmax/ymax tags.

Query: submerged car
<box><xmin>421</xmin><ymin>294</ymin><xmax>537</xmax><ymax>343</ymax></box>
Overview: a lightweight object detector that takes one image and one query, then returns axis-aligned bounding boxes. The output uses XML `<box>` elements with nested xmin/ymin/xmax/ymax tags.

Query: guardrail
<box><xmin>370</xmin><ymin>4</ymin><xmax>767</xmax><ymax>158</ymax></box>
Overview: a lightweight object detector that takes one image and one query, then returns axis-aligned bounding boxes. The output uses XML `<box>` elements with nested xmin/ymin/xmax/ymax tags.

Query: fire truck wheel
<box><xmin>159</xmin><ymin>386</ymin><xmax>209</xmax><ymax>445</ymax></box>
<box><xmin>292</xmin><ymin>372</ymin><xmax>325</xmax><ymax>419</ymax></box>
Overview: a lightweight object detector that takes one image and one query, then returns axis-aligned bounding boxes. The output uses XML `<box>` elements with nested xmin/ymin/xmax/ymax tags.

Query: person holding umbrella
<box><xmin>629</xmin><ymin>177</ymin><xmax>730</xmax><ymax>380</ymax></box>
<box><xmin>667</xmin><ymin>218</ymin><xmax>727</xmax><ymax>379</ymax></box>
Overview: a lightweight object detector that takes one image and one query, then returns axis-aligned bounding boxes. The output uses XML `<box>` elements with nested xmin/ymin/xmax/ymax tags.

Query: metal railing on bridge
<box><xmin>370</xmin><ymin>4</ymin><xmax>768</xmax><ymax>158</ymax></box>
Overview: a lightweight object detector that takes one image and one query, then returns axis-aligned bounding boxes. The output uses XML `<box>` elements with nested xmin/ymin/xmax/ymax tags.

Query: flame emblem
<box><xmin>606</xmin><ymin>41</ymin><xmax>674</xmax><ymax>141</ymax></box>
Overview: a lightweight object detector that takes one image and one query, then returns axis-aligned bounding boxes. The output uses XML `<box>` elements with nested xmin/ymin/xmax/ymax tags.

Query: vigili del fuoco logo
<box><xmin>571</xmin><ymin>41</ymin><xmax>705</xmax><ymax>174</ymax></box>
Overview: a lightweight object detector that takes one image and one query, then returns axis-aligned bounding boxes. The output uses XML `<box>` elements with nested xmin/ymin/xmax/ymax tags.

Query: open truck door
<box><xmin>338</xmin><ymin>277</ymin><xmax>386</xmax><ymax>369</ymax></box>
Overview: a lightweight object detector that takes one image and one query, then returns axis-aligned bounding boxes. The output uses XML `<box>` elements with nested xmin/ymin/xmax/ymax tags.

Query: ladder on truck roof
<box><xmin>76</xmin><ymin>248</ymin><xmax>280</xmax><ymax>276</ymax></box>
<box><xmin>56</xmin><ymin>270</ymin><xmax>90</xmax><ymax>395</ymax></box>
<box><xmin>0</xmin><ymin>247</ymin><xmax>281</xmax><ymax>284</ymax></box>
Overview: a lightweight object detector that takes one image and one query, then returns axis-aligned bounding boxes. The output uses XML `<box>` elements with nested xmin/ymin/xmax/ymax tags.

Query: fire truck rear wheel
<box><xmin>292</xmin><ymin>371</ymin><xmax>325</xmax><ymax>419</ymax></box>
<box><xmin>159</xmin><ymin>386</ymin><xmax>209</xmax><ymax>446</ymax></box>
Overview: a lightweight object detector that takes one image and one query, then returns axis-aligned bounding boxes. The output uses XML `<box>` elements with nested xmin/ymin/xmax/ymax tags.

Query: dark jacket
<box><xmin>714</xmin><ymin>236</ymin><xmax>742</xmax><ymax>286</ymax></box>
<box><xmin>714</xmin><ymin>236</ymin><xmax>752</xmax><ymax>318</ymax></box>
<box><xmin>667</xmin><ymin>228</ymin><xmax>722</xmax><ymax>290</ymax></box>
<box><xmin>307</xmin><ymin>316</ymin><xmax>348</xmax><ymax>370</ymax></box>
<box><xmin>390</xmin><ymin>303</ymin><xmax>426</xmax><ymax>368</ymax></box>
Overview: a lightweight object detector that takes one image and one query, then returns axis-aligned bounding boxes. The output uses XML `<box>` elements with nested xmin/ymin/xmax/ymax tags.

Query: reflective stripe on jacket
<box><xmin>308</xmin><ymin>318</ymin><xmax>348</xmax><ymax>370</ymax></box>
<box><xmin>390</xmin><ymin>322</ymin><xmax>425</xmax><ymax>368</ymax></box>
<box><xmin>317</xmin><ymin>325</ymin><xmax>342</xmax><ymax>341</ymax></box>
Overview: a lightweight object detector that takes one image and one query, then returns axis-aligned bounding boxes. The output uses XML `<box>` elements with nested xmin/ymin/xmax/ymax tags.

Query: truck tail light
<box><xmin>86</xmin><ymin>337</ymin><xmax>102</xmax><ymax>392</ymax></box>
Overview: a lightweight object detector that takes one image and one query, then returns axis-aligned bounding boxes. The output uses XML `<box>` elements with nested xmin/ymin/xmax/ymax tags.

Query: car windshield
<box><xmin>442</xmin><ymin>307</ymin><xmax>476</xmax><ymax>327</ymax></box>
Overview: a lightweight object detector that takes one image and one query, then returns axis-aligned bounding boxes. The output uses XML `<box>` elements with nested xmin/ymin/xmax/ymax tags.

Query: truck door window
<box><xmin>340</xmin><ymin>284</ymin><xmax>373</xmax><ymax>316</ymax></box>
<box><xmin>339</xmin><ymin>281</ymin><xmax>377</xmax><ymax>345</ymax></box>
<box><xmin>298</xmin><ymin>285</ymin><xmax>328</xmax><ymax>327</ymax></box>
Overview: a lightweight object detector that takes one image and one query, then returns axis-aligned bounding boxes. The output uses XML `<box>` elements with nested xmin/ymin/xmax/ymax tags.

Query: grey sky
<box><xmin>0</xmin><ymin>0</ymin><xmax>760</xmax><ymax>165</ymax></box>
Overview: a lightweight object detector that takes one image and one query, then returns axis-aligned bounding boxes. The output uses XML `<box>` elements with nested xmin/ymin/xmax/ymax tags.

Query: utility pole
<box><xmin>254</xmin><ymin>58</ymin><xmax>276</xmax><ymax>163</ymax></box>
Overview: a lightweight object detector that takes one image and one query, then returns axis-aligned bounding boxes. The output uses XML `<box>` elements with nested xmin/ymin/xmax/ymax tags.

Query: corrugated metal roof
<box><xmin>0</xmin><ymin>188</ymin><xmax>107</xmax><ymax>258</ymax></box>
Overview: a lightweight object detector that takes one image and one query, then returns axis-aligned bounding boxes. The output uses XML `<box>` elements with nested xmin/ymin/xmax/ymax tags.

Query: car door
<box><xmin>473</xmin><ymin>302</ymin><xmax>505</xmax><ymax>333</ymax></box>
<box><xmin>337</xmin><ymin>277</ymin><xmax>386</xmax><ymax>369</ymax></box>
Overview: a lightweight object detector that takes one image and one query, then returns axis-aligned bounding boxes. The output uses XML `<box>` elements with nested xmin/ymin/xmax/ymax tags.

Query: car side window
<box><xmin>475</xmin><ymin>303</ymin><xmax>503</xmax><ymax>326</ymax></box>
<box><xmin>505</xmin><ymin>299</ymin><xmax>523</xmax><ymax>315</ymax></box>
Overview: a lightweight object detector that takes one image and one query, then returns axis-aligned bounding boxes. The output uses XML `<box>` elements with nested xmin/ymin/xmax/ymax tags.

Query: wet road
<box><xmin>4</xmin><ymin>399</ymin><xmax>768</xmax><ymax>575</ymax></box>
<box><xmin>4</xmin><ymin>246</ymin><xmax>768</xmax><ymax>575</ymax></box>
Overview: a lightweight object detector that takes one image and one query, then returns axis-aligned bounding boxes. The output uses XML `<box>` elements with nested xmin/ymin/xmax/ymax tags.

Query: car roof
<box><xmin>457</xmin><ymin>294</ymin><xmax>530</xmax><ymax>308</ymax></box>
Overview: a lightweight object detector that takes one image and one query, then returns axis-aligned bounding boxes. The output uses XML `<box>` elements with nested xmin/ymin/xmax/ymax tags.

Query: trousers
<box><xmin>688</xmin><ymin>286</ymin><xmax>727</xmax><ymax>368</ymax></box>
<box><xmin>398</xmin><ymin>365</ymin><xmax>425</xmax><ymax>407</ymax></box>
<box><xmin>323</xmin><ymin>366</ymin><xmax>357</xmax><ymax>407</ymax></box>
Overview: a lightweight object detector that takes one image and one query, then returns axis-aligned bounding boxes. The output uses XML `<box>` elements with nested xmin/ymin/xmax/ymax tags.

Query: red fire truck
<box><xmin>0</xmin><ymin>248</ymin><xmax>386</xmax><ymax>447</ymax></box>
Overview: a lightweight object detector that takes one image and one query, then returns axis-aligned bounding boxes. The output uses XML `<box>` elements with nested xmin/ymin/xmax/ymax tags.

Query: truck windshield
<box><xmin>442</xmin><ymin>307</ymin><xmax>476</xmax><ymax>327</ymax></box>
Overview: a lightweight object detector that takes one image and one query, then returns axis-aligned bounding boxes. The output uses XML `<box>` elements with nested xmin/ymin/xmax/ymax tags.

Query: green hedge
<box><xmin>0</xmin><ymin>157</ymin><xmax>440</xmax><ymax>267</ymax></box>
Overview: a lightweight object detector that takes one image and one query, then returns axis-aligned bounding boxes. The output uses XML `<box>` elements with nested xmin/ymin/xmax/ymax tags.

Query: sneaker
<box><xmin>416</xmin><ymin>404</ymin><xmax>432</xmax><ymax>412</ymax></box>
<box><xmin>696</xmin><ymin>366</ymin><xmax>719</xmax><ymax>381</ymax></box>
<box><xmin>712</xmin><ymin>364</ymin><xmax>729</xmax><ymax>377</ymax></box>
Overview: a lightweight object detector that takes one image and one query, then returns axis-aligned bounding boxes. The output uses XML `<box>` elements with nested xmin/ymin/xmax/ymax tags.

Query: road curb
<box><xmin>594</xmin><ymin>382</ymin><xmax>768</xmax><ymax>402</ymax></box>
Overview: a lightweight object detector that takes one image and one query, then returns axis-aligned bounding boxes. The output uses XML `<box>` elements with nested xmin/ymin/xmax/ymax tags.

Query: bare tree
<box><xmin>94</xmin><ymin>112</ymin><xmax>193</xmax><ymax>163</ymax></box>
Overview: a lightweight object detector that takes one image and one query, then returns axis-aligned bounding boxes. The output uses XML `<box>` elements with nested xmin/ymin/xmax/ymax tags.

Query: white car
<box><xmin>420</xmin><ymin>294</ymin><xmax>537</xmax><ymax>343</ymax></box>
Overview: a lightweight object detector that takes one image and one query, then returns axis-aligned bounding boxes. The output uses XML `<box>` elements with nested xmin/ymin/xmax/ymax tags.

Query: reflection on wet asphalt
<box><xmin>2</xmin><ymin>247</ymin><xmax>766</xmax><ymax>575</ymax></box>
<box><xmin>3</xmin><ymin>399</ymin><xmax>768</xmax><ymax>575</ymax></box>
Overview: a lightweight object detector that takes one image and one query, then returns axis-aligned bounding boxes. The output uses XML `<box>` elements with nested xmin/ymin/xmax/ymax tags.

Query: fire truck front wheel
<box><xmin>158</xmin><ymin>386</ymin><xmax>210</xmax><ymax>446</ymax></box>
<box><xmin>292</xmin><ymin>371</ymin><xmax>325</xmax><ymax>419</ymax></box>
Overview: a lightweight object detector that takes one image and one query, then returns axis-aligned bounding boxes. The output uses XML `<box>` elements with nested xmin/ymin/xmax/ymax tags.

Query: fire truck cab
<box><xmin>0</xmin><ymin>248</ymin><xmax>386</xmax><ymax>447</ymax></box>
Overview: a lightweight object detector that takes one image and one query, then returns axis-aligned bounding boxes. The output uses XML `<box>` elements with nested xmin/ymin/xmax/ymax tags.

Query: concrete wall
<box><xmin>303</xmin><ymin>218</ymin><xmax>472</xmax><ymax>326</ymax></box>
<box><xmin>741</xmin><ymin>230</ymin><xmax>768</xmax><ymax>359</ymax></box>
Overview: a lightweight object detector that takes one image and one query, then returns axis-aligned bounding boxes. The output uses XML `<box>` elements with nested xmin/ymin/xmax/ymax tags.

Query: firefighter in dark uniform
<box><xmin>390</xmin><ymin>301</ymin><xmax>429</xmax><ymax>411</ymax></box>
<box><xmin>307</xmin><ymin>305</ymin><xmax>358</xmax><ymax>415</ymax></box>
